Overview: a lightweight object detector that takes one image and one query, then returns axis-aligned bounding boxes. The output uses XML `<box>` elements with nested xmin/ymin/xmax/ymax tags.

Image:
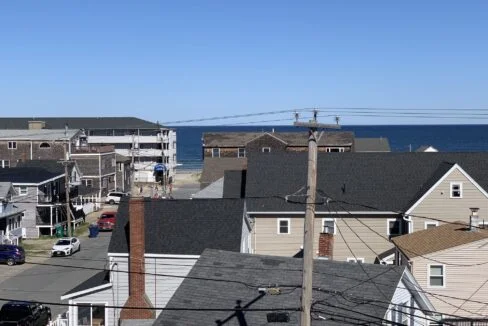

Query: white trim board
<box><xmin>247</xmin><ymin>211</ymin><xmax>397</xmax><ymax>215</ymax></box>
<box><xmin>405</xmin><ymin>164</ymin><xmax>488</xmax><ymax>215</ymax></box>
<box><xmin>60</xmin><ymin>283</ymin><xmax>112</xmax><ymax>300</ymax></box>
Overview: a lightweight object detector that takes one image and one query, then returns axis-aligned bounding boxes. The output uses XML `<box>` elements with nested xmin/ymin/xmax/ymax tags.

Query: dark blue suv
<box><xmin>0</xmin><ymin>244</ymin><xmax>25</xmax><ymax>266</ymax></box>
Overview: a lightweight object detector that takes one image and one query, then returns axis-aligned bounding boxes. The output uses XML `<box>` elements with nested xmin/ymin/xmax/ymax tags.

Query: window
<box><xmin>277</xmin><ymin>218</ymin><xmax>290</xmax><ymax>234</ymax></box>
<box><xmin>83</xmin><ymin>179</ymin><xmax>93</xmax><ymax>188</ymax></box>
<box><xmin>18</xmin><ymin>186</ymin><xmax>28</xmax><ymax>196</ymax></box>
<box><xmin>117</xmin><ymin>163</ymin><xmax>123</xmax><ymax>172</ymax></box>
<box><xmin>326</xmin><ymin>147</ymin><xmax>345</xmax><ymax>152</ymax></box>
<box><xmin>238</xmin><ymin>148</ymin><xmax>246</xmax><ymax>158</ymax></box>
<box><xmin>39</xmin><ymin>142</ymin><xmax>51</xmax><ymax>148</ymax></box>
<box><xmin>387</xmin><ymin>219</ymin><xmax>400</xmax><ymax>236</ymax></box>
<box><xmin>0</xmin><ymin>160</ymin><xmax>9</xmax><ymax>168</ymax></box>
<box><xmin>346</xmin><ymin>257</ymin><xmax>364</xmax><ymax>263</ymax></box>
<box><xmin>429</xmin><ymin>265</ymin><xmax>445</xmax><ymax>287</ymax></box>
<box><xmin>450</xmin><ymin>182</ymin><xmax>462</xmax><ymax>198</ymax></box>
<box><xmin>212</xmin><ymin>148</ymin><xmax>220</xmax><ymax>158</ymax></box>
<box><xmin>112</xmin><ymin>159</ymin><xmax>116</xmax><ymax>167</ymax></box>
<box><xmin>8</xmin><ymin>141</ymin><xmax>16</xmax><ymax>149</ymax></box>
<box><xmin>262</xmin><ymin>147</ymin><xmax>271</xmax><ymax>153</ymax></box>
<box><xmin>322</xmin><ymin>218</ymin><xmax>336</xmax><ymax>234</ymax></box>
<box><xmin>425</xmin><ymin>221</ymin><xmax>439</xmax><ymax>229</ymax></box>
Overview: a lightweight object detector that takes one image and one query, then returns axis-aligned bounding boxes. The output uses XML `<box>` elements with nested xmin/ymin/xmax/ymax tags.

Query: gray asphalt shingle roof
<box><xmin>0</xmin><ymin>182</ymin><xmax>14</xmax><ymax>200</ymax></box>
<box><xmin>108</xmin><ymin>198</ymin><xmax>245</xmax><ymax>255</ymax></box>
<box><xmin>154</xmin><ymin>249</ymin><xmax>405</xmax><ymax>325</ymax></box>
<box><xmin>354</xmin><ymin>137</ymin><xmax>391</xmax><ymax>152</ymax></box>
<box><xmin>200</xmin><ymin>157</ymin><xmax>247</xmax><ymax>187</ymax></box>
<box><xmin>0</xmin><ymin>117</ymin><xmax>162</xmax><ymax>129</ymax></box>
<box><xmin>16</xmin><ymin>160</ymin><xmax>65</xmax><ymax>174</ymax></box>
<box><xmin>62</xmin><ymin>270</ymin><xmax>110</xmax><ymax>297</ymax></box>
<box><xmin>0</xmin><ymin>129</ymin><xmax>80</xmax><ymax>140</ymax></box>
<box><xmin>245</xmin><ymin>152</ymin><xmax>488</xmax><ymax>213</ymax></box>
<box><xmin>0</xmin><ymin>168</ymin><xmax>63</xmax><ymax>184</ymax></box>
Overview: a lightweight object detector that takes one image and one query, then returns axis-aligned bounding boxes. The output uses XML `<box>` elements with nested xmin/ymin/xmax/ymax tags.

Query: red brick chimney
<box><xmin>318</xmin><ymin>232</ymin><xmax>334</xmax><ymax>259</ymax></box>
<box><xmin>120</xmin><ymin>197</ymin><xmax>155</xmax><ymax>320</ymax></box>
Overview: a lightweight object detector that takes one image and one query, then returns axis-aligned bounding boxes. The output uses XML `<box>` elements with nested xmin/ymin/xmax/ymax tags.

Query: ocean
<box><xmin>172</xmin><ymin>125</ymin><xmax>488</xmax><ymax>171</ymax></box>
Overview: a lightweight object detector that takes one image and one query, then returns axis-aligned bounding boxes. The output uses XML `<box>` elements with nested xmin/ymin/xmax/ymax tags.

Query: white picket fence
<box><xmin>48</xmin><ymin>314</ymin><xmax>69</xmax><ymax>326</ymax></box>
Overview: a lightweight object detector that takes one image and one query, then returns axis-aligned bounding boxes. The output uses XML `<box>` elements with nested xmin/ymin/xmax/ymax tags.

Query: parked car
<box><xmin>0</xmin><ymin>245</ymin><xmax>25</xmax><ymax>266</ymax></box>
<box><xmin>51</xmin><ymin>237</ymin><xmax>80</xmax><ymax>257</ymax></box>
<box><xmin>104</xmin><ymin>191</ymin><xmax>128</xmax><ymax>205</ymax></box>
<box><xmin>97</xmin><ymin>211</ymin><xmax>117</xmax><ymax>231</ymax></box>
<box><xmin>0</xmin><ymin>301</ymin><xmax>51</xmax><ymax>326</ymax></box>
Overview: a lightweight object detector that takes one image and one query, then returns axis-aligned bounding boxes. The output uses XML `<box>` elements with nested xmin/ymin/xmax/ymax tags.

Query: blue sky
<box><xmin>1</xmin><ymin>1</ymin><xmax>487</xmax><ymax>125</ymax></box>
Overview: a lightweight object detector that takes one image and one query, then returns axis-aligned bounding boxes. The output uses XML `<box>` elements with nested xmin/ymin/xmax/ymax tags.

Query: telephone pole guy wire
<box><xmin>294</xmin><ymin>109</ymin><xmax>340</xmax><ymax>326</ymax></box>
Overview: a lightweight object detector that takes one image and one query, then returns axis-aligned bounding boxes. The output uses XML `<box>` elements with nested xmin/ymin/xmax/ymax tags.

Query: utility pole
<box><xmin>60</xmin><ymin>125</ymin><xmax>74</xmax><ymax>237</ymax></box>
<box><xmin>294</xmin><ymin>110</ymin><xmax>340</xmax><ymax>326</ymax></box>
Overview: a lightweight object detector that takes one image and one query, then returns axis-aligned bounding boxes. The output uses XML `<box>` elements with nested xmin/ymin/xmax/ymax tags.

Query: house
<box><xmin>392</xmin><ymin>218</ymin><xmax>488</xmax><ymax>320</ymax></box>
<box><xmin>416</xmin><ymin>145</ymin><xmax>439</xmax><ymax>152</ymax></box>
<box><xmin>0</xmin><ymin>129</ymin><xmax>82</xmax><ymax>168</ymax></box>
<box><xmin>0</xmin><ymin>166</ymin><xmax>79</xmax><ymax>237</ymax></box>
<box><xmin>61</xmin><ymin>197</ymin><xmax>249</xmax><ymax>326</ymax></box>
<box><xmin>200</xmin><ymin>131</ymin><xmax>390</xmax><ymax>187</ymax></box>
<box><xmin>242</xmin><ymin>152</ymin><xmax>488</xmax><ymax>264</ymax></box>
<box><xmin>0</xmin><ymin>117</ymin><xmax>177</xmax><ymax>184</ymax></box>
<box><xmin>115</xmin><ymin>154</ymin><xmax>131</xmax><ymax>193</ymax></box>
<box><xmin>70</xmin><ymin>145</ymin><xmax>117</xmax><ymax>199</ymax></box>
<box><xmin>0</xmin><ymin>182</ymin><xmax>24</xmax><ymax>245</ymax></box>
<box><xmin>154</xmin><ymin>249</ymin><xmax>437</xmax><ymax>325</ymax></box>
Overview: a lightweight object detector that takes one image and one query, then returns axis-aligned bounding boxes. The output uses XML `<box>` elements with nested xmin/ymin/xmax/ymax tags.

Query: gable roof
<box><xmin>108</xmin><ymin>198</ymin><xmax>245</xmax><ymax>255</ymax></box>
<box><xmin>0</xmin><ymin>167</ymin><xmax>63</xmax><ymax>184</ymax></box>
<box><xmin>0</xmin><ymin>117</ymin><xmax>162</xmax><ymax>130</ymax></box>
<box><xmin>0</xmin><ymin>182</ymin><xmax>15</xmax><ymax>200</ymax></box>
<box><xmin>0</xmin><ymin>129</ymin><xmax>80</xmax><ymax>141</ymax></box>
<box><xmin>61</xmin><ymin>270</ymin><xmax>111</xmax><ymax>299</ymax></box>
<box><xmin>223</xmin><ymin>170</ymin><xmax>246</xmax><ymax>199</ymax></box>
<box><xmin>392</xmin><ymin>222</ymin><xmax>488</xmax><ymax>259</ymax></box>
<box><xmin>245</xmin><ymin>152</ymin><xmax>488</xmax><ymax>213</ymax></box>
<box><xmin>354</xmin><ymin>138</ymin><xmax>391</xmax><ymax>152</ymax></box>
<box><xmin>154</xmin><ymin>249</ymin><xmax>407</xmax><ymax>325</ymax></box>
<box><xmin>191</xmin><ymin>177</ymin><xmax>224</xmax><ymax>198</ymax></box>
<box><xmin>202</xmin><ymin>131</ymin><xmax>354</xmax><ymax>148</ymax></box>
<box><xmin>200</xmin><ymin>157</ymin><xmax>247</xmax><ymax>187</ymax></box>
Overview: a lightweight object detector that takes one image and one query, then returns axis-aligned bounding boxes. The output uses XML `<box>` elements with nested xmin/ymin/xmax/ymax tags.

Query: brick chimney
<box><xmin>318</xmin><ymin>231</ymin><xmax>334</xmax><ymax>259</ymax></box>
<box><xmin>119</xmin><ymin>197</ymin><xmax>155</xmax><ymax>320</ymax></box>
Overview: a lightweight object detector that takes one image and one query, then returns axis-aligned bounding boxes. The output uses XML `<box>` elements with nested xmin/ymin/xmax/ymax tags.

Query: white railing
<box><xmin>48</xmin><ymin>313</ymin><xmax>69</xmax><ymax>326</ymax></box>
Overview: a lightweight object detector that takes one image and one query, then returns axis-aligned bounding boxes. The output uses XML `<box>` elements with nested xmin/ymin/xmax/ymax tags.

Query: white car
<box><xmin>51</xmin><ymin>237</ymin><xmax>81</xmax><ymax>257</ymax></box>
<box><xmin>104</xmin><ymin>191</ymin><xmax>128</xmax><ymax>205</ymax></box>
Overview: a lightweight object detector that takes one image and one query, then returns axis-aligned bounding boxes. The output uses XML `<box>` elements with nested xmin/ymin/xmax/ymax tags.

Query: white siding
<box><xmin>387</xmin><ymin>279</ymin><xmax>432</xmax><ymax>326</ymax></box>
<box><xmin>241</xmin><ymin>216</ymin><xmax>251</xmax><ymax>253</ymax></box>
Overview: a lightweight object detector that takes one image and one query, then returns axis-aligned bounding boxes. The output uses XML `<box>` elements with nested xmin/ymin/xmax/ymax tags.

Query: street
<box><xmin>0</xmin><ymin>231</ymin><xmax>112</xmax><ymax>318</ymax></box>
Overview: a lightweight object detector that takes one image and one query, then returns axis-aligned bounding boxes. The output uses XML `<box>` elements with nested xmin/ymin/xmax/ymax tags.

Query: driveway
<box><xmin>0</xmin><ymin>231</ymin><xmax>112</xmax><ymax>318</ymax></box>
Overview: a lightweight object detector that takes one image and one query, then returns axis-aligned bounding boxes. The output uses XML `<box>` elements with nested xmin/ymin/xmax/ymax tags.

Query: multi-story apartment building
<box><xmin>0</xmin><ymin>117</ymin><xmax>177</xmax><ymax>184</ymax></box>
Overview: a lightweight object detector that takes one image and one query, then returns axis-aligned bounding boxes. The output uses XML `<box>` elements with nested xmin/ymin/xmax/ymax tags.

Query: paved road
<box><xmin>0</xmin><ymin>231</ymin><xmax>112</xmax><ymax>318</ymax></box>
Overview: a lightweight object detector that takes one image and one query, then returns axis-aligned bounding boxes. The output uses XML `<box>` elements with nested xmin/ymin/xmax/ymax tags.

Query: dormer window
<box><xmin>450</xmin><ymin>182</ymin><xmax>462</xmax><ymax>198</ymax></box>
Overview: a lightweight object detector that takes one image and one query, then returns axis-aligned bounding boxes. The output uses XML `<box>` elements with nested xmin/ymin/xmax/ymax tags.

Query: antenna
<box><xmin>294</xmin><ymin>111</ymin><xmax>299</xmax><ymax>123</ymax></box>
<box><xmin>335</xmin><ymin>116</ymin><xmax>340</xmax><ymax>125</ymax></box>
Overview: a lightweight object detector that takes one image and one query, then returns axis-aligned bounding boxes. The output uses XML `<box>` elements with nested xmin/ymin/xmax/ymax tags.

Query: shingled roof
<box><xmin>108</xmin><ymin>198</ymin><xmax>245</xmax><ymax>255</ymax></box>
<box><xmin>200</xmin><ymin>157</ymin><xmax>247</xmax><ymax>188</ymax></box>
<box><xmin>392</xmin><ymin>222</ymin><xmax>488</xmax><ymax>259</ymax></box>
<box><xmin>0</xmin><ymin>167</ymin><xmax>63</xmax><ymax>184</ymax></box>
<box><xmin>245</xmin><ymin>152</ymin><xmax>488</xmax><ymax>213</ymax></box>
<box><xmin>0</xmin><ymin>117</ymin><xmax>162</xmax><ymax>129</ymax></box>
<box><xmin>202</xmin><ymin>131</ymin><xmax>354</xmax><ymax>147</ymax></box>
<box><xmin>154</xmin><ymin>249</ymin><xmax>408</xmax><ymax>326</ymax></box>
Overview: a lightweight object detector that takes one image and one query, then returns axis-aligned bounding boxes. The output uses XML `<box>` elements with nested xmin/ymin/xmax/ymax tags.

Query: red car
<box><xmin>97</xmin><ymin>211</ymin><xmax>117</xmax><ymax>231</ymax></box>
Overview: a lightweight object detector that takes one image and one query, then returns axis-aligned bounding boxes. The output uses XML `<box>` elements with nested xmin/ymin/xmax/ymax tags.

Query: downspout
<box><xmin>30</xmin><ymin>141</ymin><xmax>33</xmax><ymax>160</ymax></box>
<box><xmin>402</xmin><ymin>214</ymin><xmax>412</xmax><ymax>234</ymax></box>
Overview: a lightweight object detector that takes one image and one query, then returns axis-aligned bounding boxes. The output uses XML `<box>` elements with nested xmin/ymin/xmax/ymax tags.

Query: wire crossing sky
<box><xmin>1</xmin><ymin>1</ymin><xmax>487</xmax><ymax>125</ymax></box>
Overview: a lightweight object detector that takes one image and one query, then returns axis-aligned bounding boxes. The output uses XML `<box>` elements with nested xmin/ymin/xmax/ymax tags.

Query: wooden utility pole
<box><xmin>60</xmin><ymin>126</ymin><xmax>74</xmax><ymax>237</ymax></box>
<box><xmin>294</xmin><ymin>110</ymin><xmax>340</xmax><ymax>326</ymax></box>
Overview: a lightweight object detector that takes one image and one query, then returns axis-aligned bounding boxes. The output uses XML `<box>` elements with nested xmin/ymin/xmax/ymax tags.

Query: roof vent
<box><xmin>266</xmin><ymin>312</ymin><xmax>290</xmax><ymax>323</ymax></box>
<box><xmin>470</xmin><ymin>207</ymin><xmax>480</xmax><ymax>232</ymax></box>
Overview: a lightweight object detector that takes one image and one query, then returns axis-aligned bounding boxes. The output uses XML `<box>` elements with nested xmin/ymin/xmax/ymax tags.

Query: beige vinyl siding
<box><xmin>251</xmin><ymin>215</ymin><xmax>395</xmax><ymax>263</ymax></box>
<box><xmin>411</xmin><ymin>238</ymin><xmax>488</xmax><ymax>317</ymax></box>
<box><xmin>410</xmin><ymin>168</ymin><xmax>488</xmax><ymax>232</ymax></box>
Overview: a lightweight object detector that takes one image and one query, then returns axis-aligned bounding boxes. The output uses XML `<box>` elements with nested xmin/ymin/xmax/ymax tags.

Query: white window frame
<box><xmin>8</xmin><ymin>141</ymin><xmax>17</xmax><ymax>149</ymax></box>
<box><xmin>346</xmin><ymin>257</ymin><xmax>364</xmax><ymax>263</ymax></box>
<box><xmin>321</xmin><ymin>218</ymin><xmax>336</xmax><ymax>235</ymax></box>
<box><xmin>387</xmin><ymin>218</ymin><xmax>400</xmax><ymax>236</ymax></box>
<box><xmin>18</xmin><ymin>186</ymin><xmax>28</xmax><ymax>196</ymax></box>
<box><xmin>74</xmin><ymin>302</ymin><xmax>108</xmax><ymax>326</ymax></box>
<box><xmin>326</xmin><ymin>147</ymin><xmax>345</xmax><ymax>153</ymax></box>
<box><xmin>83</xmin><ymin>179</ymin><xmax>93</xmax><ymax>188</ymax></box>
<box><xmin>212</xmin><ymin>148</ymin><xmax>220</xmax><ymax>158</ymax></box>
<box><xmin>1</xmin><ymin>160</ymin><xmax>9</xmax><ymax>168</ymax></box>
<box><xmin>424</xmin><ymin>221</ymin><xmax>439</xmax><ymax>229</ymax></box>
<box><xmin>277</xmin><ymin>218</ymin><xmax>290</xmax><ymax>234</ymax></box>
<box><xmin>262</xmin><ymin>147</ymin><xmax>271</xmax><ymax>153</ymax></box>
<box><xmin>450</xmin><ymin>182</ymin><xmax>463</xmax><ymax>198</ymax></box>
<box><xmin>238</xmin><ymin>148</ymin><xmax>246</xmax><ymax>158</ymax></box>
<box><xmin>428</xmin><ymin>264</ymin><xmax>446</xmax><ymax>288</ymax></box>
